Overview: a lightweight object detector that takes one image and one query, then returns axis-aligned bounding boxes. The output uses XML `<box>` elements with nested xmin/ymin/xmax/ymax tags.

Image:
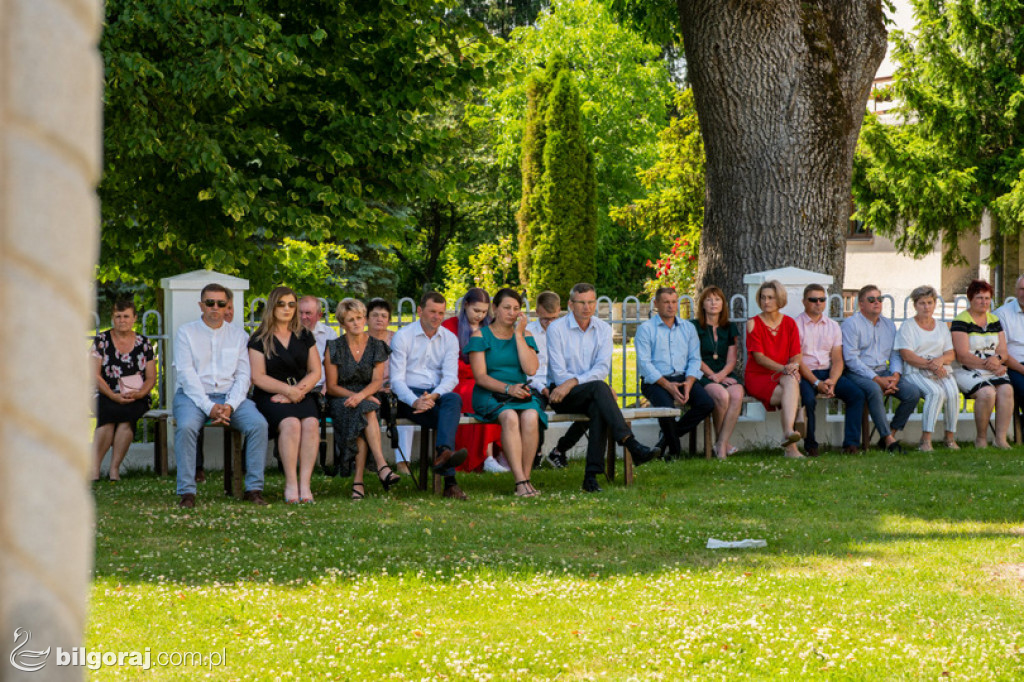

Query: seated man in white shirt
<box><xmin>298</xmin><ymin>295</ymin><xmax>338</xmax><ymax>392</ymax></box>
<box><xmin>995</xmin><ymin>274</ymin><xmax>1024</xmax><ymax>412</ymax></box>
<box><xmin>547</xmin><ymin>283</ymin><xmax>662</xmax><ymax>493</ymax></box>
<box><xmin>298</xmin><ymin>294</ymin><xmax>340</xmax><ymax>473</ymax></box>
<box><xmin>173</xmin><ymin>284</ymin><xmax>269</xmax><ymax>508</ymax></box>
<box><xmin>527</xmin><ymin>291</ymin><xmax>586</xmax><ymax>469</ymax></box>
<box><xmin>389</xmin><ymin>292</ymin><xmax>470</xmax><ymax>500</ymax></box>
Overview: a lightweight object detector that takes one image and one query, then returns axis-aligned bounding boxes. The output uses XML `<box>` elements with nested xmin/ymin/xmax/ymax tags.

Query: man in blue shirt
<box><xmin>841</xmin><ymin>285</ymin><xmax>922</xmax><ymax>452</ymax></box>
<box><xmin>547</xmin><ymin>283</ymin><xmax>662</xmax><ymax>492</ymax></box>
<box><xmin>635</xmin><ymin>287</ymin><xmax>714</xmax><ymax>458</ymax></box>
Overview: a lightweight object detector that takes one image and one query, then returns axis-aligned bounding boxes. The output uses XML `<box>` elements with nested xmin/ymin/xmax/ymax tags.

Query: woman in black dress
<box><xmin>325</xmin><ymin>298</ymin><xmax>400</xmax><ymax>499</ymax></box>
<box><xmin>91</xmin><ymin>298</ymin><xmax>156</xmax><ymax>481</ymax></box>
<box><xmin>248</xmin><ymin>286</ymin><xmax>321</xmax><ymax>503</ymax></box>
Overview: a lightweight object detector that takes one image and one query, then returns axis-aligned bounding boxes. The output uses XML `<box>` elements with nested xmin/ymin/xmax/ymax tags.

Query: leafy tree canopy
<box><xmin>853</xmin><ymin>0</ymin><xmax>1024</xmax><ymax>261</ymax></box>
<box><xmin>100</xmin><ymin>0</ymin><xmax>496</xmax><ymax>294</ymax></box>
<box><xmin>471</xmin><ymin>0</ymin><xmax>673</xmax><ymax>297</ymax></box>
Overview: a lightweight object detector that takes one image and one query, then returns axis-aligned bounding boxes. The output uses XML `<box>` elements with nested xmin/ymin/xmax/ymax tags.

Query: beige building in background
<box><xmin>1</xmin><ymin>0</ymin><xmax>103</xmax><ymax>679</ymax></box>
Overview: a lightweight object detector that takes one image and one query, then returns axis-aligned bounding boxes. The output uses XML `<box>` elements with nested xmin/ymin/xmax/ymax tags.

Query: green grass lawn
<box><xmin>88</xmin><ymin>447</ymin><xmax>1024</xmax><ymax>680</ymax></box>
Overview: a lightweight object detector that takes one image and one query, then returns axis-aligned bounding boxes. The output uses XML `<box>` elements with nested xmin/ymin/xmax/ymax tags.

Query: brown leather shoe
<box><xmin>178</xmin><ymin>493</ymin><xmax>195</xmax><ymax>509</ymax></box>
<box><xmin>195</xmin><ymin>468</ymin><xmax>206</xmax><ymax>483</ymax></box>
<box><xmin>842</xmin><ymin>446</ymin><xmax>859</xmax><ymax>454</ymax></box>
<box><xmin>243</xmin><ymin>490</ymin><xmax>268</xmax><ymax>506</ymax></box>
<box><xmin>442</xmin><ymin>484</ymin><xmax>468</xmax><ymax>500</ymax></box>
<box><xmin>432</xmin><ymin>447</ymin><xmax>468</xmax><ymax>473</ymax></box>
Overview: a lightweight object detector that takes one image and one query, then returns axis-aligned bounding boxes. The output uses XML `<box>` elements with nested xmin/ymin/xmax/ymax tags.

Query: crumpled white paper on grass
<box><xmin>706</xmin><ymin>538</ymin><xmax>767</xmax><ymax>549</ymax></box>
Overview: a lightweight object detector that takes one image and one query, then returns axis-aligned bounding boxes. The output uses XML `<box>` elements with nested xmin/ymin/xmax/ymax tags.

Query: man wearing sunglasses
<box><xmin>172</xmin><ymin>283</ymin><xmax>269</xmax><ymax>508</ymax></box>
<box><xmin>841</xmin><ymin>285</ymin><xmax>923</xmax><ymax>452</ymax></box>
<box><xmin>795</xmin><ymin>284</ymin><xmax>865</xmax><ymax>456</ymax></box>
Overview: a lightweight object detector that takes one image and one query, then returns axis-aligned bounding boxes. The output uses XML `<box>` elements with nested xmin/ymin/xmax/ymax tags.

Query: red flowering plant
<box><xmin>643</xmin><ymin>231</ymin><xmax>699</xmax><ymax>299</ymax></box>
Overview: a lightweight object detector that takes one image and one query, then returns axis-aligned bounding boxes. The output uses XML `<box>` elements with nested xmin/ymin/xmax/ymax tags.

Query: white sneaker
<box><xmin>482</xmin><ymin>456</ymin><xmax>510</xmax><ymax>473</ymax></box>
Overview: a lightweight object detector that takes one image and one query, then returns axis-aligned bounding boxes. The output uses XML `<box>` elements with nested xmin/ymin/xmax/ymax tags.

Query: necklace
<box><xmin>711</xmin><ymin>326</ymin><xmax>720</xmax><ymax>361</ymax></box>
<box><xmin>761</xmin><ymin>315</ymin><xmax>782</xmax><ymax>336</ymax></box>
<box><xmin>348</xmin><ymin>335</ymin><xmax>368</xmax><ymax>359</ymax></box>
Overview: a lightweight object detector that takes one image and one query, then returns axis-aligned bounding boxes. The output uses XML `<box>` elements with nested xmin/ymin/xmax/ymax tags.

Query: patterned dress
<box><xmin>91</xmin><ymin>329</ymin><xmax>153</xmax><ymax>430</ymax></box>
<box><xmin>950</xmin><ymin>311</ymin><xmax>1011</xmax><ymax>396</ymax></box>
<box><xmin>327</xmin><ymin>335</ymin><xmax>391</xmax><ymax>471</ymax></box>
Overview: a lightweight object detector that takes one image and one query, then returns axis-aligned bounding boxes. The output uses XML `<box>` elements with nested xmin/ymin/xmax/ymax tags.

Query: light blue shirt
<box><xmin>546</xmin><ymin>313</ymin><xmax>612</xmax><ymax>386</ymax></box>
<box><xmin>841</xmin><ymin>311</ymin><xmax>902</xmax><ymax>378</ymax></box>
<box><xmin>634</xmin><ymin>315</ymin><xmax>702</xmax><ymax>384</ymax></box>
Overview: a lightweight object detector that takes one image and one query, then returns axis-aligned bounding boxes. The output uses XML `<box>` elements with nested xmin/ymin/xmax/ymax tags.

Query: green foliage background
<box><xmin>852</xmin><ymin>0</ymin><xmax>1024</xmax><ymax>264</ymax></box>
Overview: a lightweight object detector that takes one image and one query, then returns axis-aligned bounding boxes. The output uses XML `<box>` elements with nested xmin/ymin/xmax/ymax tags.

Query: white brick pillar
<box><xmin>0</xmin><ymin>0</ymin><xmax>103</xmax><ymax>679</ymax></box>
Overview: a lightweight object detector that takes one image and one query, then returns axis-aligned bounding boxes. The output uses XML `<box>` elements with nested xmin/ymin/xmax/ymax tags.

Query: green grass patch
<box><xmin>88</xmin><ymin>447</ymin><xmax>1024</xmax><ymax>679</ymax></box>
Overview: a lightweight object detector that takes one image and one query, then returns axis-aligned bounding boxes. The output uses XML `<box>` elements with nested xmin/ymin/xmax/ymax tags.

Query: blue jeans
<box><xmin>396</xmin><ymin>388</ymin><xmax>461</xmax><ymax>477</ymax></box>
<box><xmin>842</xmin><ymin>370</ymin><xmax>922</xmax><ymax>439</ymax></box>
<box><xmin>1007</xmin><ymin>369</ymin><xmax>1024</xmax><ymax>408</ymax></box>
<box><xmin>799</xmin><ymin>369</ymin><xmax>865</xmax><ymax>448</ymax></box>
<box><xmin>173</xmin><ymin>389</ymin><xmax>268</xmax><ymax>495</ymax></box>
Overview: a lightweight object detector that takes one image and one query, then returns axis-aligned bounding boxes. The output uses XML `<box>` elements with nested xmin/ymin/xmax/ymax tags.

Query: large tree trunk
<box><xmin>680</xmin><ymin>0</ymin><xmax>887</xmax><ymax>298</ymax></box>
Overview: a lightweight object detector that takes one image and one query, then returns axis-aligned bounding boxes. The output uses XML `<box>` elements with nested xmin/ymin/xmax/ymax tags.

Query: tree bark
<box><xmin>679</xmin><ymin>0</ymin><xmax>887</xmax><ymax>297</ymax></box>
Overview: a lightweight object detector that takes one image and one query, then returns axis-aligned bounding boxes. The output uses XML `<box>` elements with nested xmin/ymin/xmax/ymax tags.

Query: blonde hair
<box><xmin>252</xmin><ymin>286</ymin><xmax>300</xmax><ymax>359</ymax></box>
<box><xmin>335</xmin><ymin>298</ymin><xmax>367</xmax><ymax>325</ymax></box>
<box><xmin>756</xmin><ymin>280</ymin><xmax>787</xmax><ymax>309</ymax></box>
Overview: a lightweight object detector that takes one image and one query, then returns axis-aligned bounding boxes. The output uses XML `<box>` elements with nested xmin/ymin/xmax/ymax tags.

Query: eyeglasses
<box><xmin>864</xmin><ymin>296</ymin><xmax>883</xmax><ymax>303</ymax></box>
<box><xmin>806</xmin><ymin>297</ymin><xmax>826</xmax><ymax>303</ymax></box>
<box><xmin>571</xmin><ymin>299</ymin><xmax>597</xmax><ymax>307</ymax></box>
<box><xmin>276</xmin><ymin>300</ymin><xmax>296</xmax><ymax>308</ymax></box>
<box><xmin>203</xmin><ymin>299</ymin><xmax>228</xmax><ymax>308</ymax></box>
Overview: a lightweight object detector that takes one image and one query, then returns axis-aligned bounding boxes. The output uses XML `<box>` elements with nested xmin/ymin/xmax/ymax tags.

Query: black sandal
<box><xmin>514</xmin><ymin>480</ymin><xmax>537</xmax><ymax>498</ymax></box>
<box><xmin>377</xmin><ymin>465</ymin><xmax>401</xmax><ymax>492</ymax></box>
<box><xmin>351</xmin><ymin>481</ymin><xmax>365</xmax><ymax>500</ymax></box>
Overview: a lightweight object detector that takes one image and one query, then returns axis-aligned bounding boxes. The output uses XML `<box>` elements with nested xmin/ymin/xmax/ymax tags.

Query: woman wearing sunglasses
<box><xmin>248</xmin><ymin>286</ymin><xmax>322</xmax><ymax>503</ymax></box>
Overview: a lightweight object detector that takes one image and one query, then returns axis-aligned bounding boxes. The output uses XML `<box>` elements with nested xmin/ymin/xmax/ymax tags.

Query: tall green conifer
<box><xmin>516</xmin><ymin>54</ymin><xmax>596</xmax><ymax>297</ymax></box>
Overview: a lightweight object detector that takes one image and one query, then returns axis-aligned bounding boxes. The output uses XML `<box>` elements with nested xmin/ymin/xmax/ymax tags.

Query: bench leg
<box><xmin>154</xmin><ymin>416</ymin><xmax>168</xmax><ymax>475</ymax></box>
<box><xmin>222</xmin><ymin>428</ymin><xmax>232</xmax><ymax>497</ymax></box>
<box><xmin>704</xmin><ymin>419</ymin><xmax>713</xmax><ymax>459</ymax></box>
<box><xmin>861</xmin><ymin>407</ymin><xmax>870</xmax><ymax>450</ymax></box>
<box><xmin>623</xmin><ymin>421</ymin><xmax>634</xmax><ymax>487</ymax></box>
<box><xmin>418</xmin><ymin>427</ymin><xmax>432</xmax><ymax>492</ymax></box>
<box><xmin>230</xmin><ymin>431</ymin><xmax>244</xmax><ymax>499</ymax></box>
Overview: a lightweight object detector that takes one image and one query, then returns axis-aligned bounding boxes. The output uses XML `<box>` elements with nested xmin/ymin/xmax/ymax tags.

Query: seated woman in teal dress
<box><xmin>466</xmin><ymin>288</ymin><xmax>547</xmax><ymax>498</ymax></box>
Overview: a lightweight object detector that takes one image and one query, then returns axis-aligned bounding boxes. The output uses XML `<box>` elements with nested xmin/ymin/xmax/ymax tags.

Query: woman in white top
<box><xmin>894</xmin><ymin>286</ymin><xmax>959</xmax><ymax>451</ymax></box>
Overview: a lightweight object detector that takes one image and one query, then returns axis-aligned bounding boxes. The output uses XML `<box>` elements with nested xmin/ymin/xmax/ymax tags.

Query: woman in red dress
<box><xmin>442</xmin><ymin>288</ymin><xmax>505</xmax><ymax>472</ymax></box>
<box><xmin>744</xmin><ymin>280</ymin><xmax>804</xmax><ymax>458</ymax></box>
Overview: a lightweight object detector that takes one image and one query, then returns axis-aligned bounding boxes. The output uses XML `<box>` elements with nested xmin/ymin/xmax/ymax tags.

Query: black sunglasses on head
<box><xmin>203</xmin><ymin>299</ymin><xmax>228</xmax><ymax>308</ymax></box>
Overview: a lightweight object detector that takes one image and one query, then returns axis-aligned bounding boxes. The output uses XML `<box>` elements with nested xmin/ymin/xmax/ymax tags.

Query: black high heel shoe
<box><xmin>377</xmin><ymin>465</ymin><xmax>401</xmax><ymax>492</ymax></box>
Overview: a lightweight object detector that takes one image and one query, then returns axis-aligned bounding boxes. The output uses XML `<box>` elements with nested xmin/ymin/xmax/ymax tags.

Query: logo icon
<box><xmin>10</xmin><ymin>629</ymin><xmax>50</xmax><ymax>672</ymax></box>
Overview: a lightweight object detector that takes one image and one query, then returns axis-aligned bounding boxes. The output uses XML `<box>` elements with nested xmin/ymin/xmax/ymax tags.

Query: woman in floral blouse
<box><xmin>91</xmin><ymin>299</ymin><xmax>156</xmax><ymax>481</ymax></box>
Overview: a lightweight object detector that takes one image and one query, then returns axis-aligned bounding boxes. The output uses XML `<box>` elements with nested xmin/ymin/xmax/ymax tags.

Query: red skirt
<box><xmin>452</xmin><ymin>362</ymin><xmax>502</xmax><ymax>472</ymax></box>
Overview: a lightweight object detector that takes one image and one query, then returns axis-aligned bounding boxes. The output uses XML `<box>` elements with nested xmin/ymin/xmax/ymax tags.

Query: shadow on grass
<box><xmin>91</xmin><ymin>447</ymin><xmax>1024</xmax><ymax>585</ymax></box>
